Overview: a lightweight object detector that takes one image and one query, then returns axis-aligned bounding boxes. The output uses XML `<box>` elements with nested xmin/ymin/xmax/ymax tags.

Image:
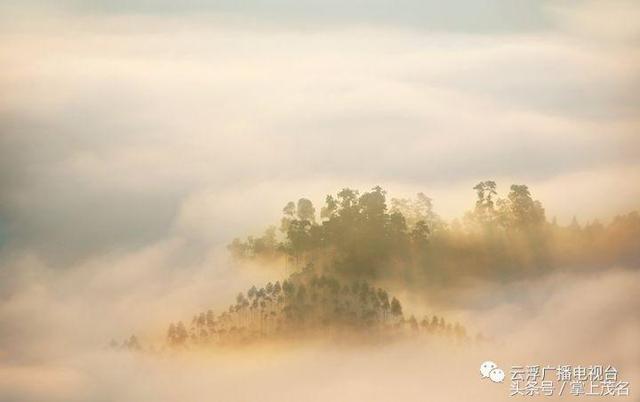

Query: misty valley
<box><xmin>114</xmin><ymin>182</ymin><xmax>640</xmax><ymax>354</ymax></box>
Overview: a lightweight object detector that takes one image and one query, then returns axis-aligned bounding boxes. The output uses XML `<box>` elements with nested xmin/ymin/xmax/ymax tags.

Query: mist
<box><xmin>1</xmin><ymin>260</ymin><xmax>637</xmax><ymax>401</ymax></box>
<box><xmin>1</xmin><ymin>0</ymin><xmax>639</xmax><ymax>401</ymax></box>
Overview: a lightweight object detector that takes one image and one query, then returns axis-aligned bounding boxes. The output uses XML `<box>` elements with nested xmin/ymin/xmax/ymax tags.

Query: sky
<box><xmin>0</xmin><ymin>2</ymin><xmax>639</xmax><ymax>401</ymax></box>
<box><xmin>1</xmin><ymin>0</ymin><xmax>640</xmax><ymax>265</ymax></box>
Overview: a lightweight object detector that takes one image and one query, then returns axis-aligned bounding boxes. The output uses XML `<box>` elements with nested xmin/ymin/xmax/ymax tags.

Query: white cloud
<box><xmin>549</xmin><ymin>0</ymin><xmax>640</xmax><ymax>42</ymax></box>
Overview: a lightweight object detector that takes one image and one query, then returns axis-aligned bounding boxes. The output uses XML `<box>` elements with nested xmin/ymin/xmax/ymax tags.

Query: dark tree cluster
<box><xmin>108</xmin><ymin>335</ymin><xmax>141</xmax><ymax>351</ymax></box>
<box><xmin>116</xmin><ymin>182</ymin><xmax>639</xmax><ymax>351</ymax></box>
<box><xmin>160</xmin><ymin>274</ymin><xmax>469</xmax><ymax>348</ymax></box>
<box><xmin>229</xmin><ymin>182</ymin><xmax>640</xmax><ymax>285</ymax></box>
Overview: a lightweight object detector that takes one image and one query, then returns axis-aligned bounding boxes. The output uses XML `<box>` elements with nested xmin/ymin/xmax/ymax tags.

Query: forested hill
<box><xmin>115</xmin><ymin>182</ymin><xmax>638</xmax><ymax>351</ymax></box>
<box><xmin>116</xmin><ymin>273</ymin><xmax>470</xmax><ymax>351</ymax></box>
<box><xmin>229</xmin><ymin>182</ymin><xmax>640</xmax><ymax>285</ymax></box>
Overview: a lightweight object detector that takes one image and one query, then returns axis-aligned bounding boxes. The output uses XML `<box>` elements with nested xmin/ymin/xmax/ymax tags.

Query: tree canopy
<box><xmin>229</xmin><ymin>182</ymin><xmax>640</xmax><ymax>286</ymax></box>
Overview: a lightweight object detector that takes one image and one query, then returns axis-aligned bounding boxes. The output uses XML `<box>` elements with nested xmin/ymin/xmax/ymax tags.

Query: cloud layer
<box><xmin>1</xmin><ymin>3</ymin><xmax>639</xmax><ymax>262</ymax></box>
<box><xmin>0</xmin><ymin>2</ymin><xmax>639</xmax><ymax>400</ymax></box>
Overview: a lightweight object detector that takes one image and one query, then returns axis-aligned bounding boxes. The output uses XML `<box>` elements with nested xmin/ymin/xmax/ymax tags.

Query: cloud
<box><xmin>0</xmin><ymin>3</ymin><xmax>638</xmax><ymax>401</ymax></box>
<box><xmin>549</xmin><ymin>0</ymin><xmax>640</xmax><ymax>42</ymax></box>
<box><xmin>1</xmin><ymin>14</ymin><xmax>638</xmax><ymax>264</ymax></box>
<box><xmin>2</xmin><ymin>0</ymin><xmax>552</xmax><ymax>34</ymax></box>
<box><xmin>0</xmin><ymin>255</ymin><xmax>637</xmax><ymax>401</ymax></box>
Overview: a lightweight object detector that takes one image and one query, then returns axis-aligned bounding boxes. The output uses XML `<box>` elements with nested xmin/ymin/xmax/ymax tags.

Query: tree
<box><xmin>359</xmin><ymin>186</ymin><xmax>387</xmax><ymax>223</ymax></box>
<box><xmin>224</xmin><ymin>183</ymin><xmax>639</xmax><ymax>292</ymax></box>
<box><xmin>408</xmin><ymin>315</ymin><xmax>418</xmax><ymax>331</ymax></box>
<box><xmin>415</xmin><ymin>192</ymin><xmax>440</xmax><ymax>229</ymax></box>
<box><xmin>390</xmin><ymin>297</ymin><xmax>403</xmax><ymax>318</ymax></box>
<box><xmin>296</xmin><ymin>198</ymin><xmax>316</xmax><ymax>222</ymax></box>
<box><xmin>506</xmin><ymin>184</ymin><xmax>545</xmax><ymax>229</ymax></box>
<box><xmin>167</xmin><ymin>323</ymin><xmax>177</xmax><ymax>344</ymax></box>
<box><xmin>473</xmin><ymin>181</ymin><xmax>498</xmax><ymax>226</ymax></box>
<box><xmin>321</xmin><ymin>195</ymin><xmax>339</xmax><ymax>220</ymax></box>
<box><xmin>155</xmin><ymin>274</ymin><xmax>474</xmax><ymax>349</ymax></box>
<box><xmin>337</xmin><ymin>188</ymin><xmax>359</xmax><ymax>210</ymax></box>
<box><xmin>127</xmin><ymin>335</ymin><xmax>141</xmax><ymax>351</ymax></box>
<box><xmin>391</xmin><ymin>192</ymin><xmax>441</xmax><ymax>231</ymax></box>
<box><xmin>175</xmin><ymin>322</ymin><xmax>188</xmax><ymax>345</ymax></box>
<box><xmin>287</xmin><ymin>219</ymin><xmax>313</xmax><ymax>256</ymax></box>
<box><xmin>248</xmin><ymin>286</ymin><xmax>257</xmax><ymax>300</ymax></box>
<box><xmin>411</xmin><ymin>220</ymin><xmax>430</xmax><ymax>246</ymax></box>
<box><xmin>280</xmin><ymin>201</ymin><xmax>296</xmax><ymax>233</ymax></box>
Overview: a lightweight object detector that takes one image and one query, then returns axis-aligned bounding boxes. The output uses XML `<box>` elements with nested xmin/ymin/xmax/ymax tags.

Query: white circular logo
<box><xmin>489</xmin><ymin>368</ymin><xmax>505</xmax><ymax>383</ymax></box>
<box><xmin>480</xmin><ymin>361</ymin><xmax>497</xmax><ymax>378</ymax></box>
